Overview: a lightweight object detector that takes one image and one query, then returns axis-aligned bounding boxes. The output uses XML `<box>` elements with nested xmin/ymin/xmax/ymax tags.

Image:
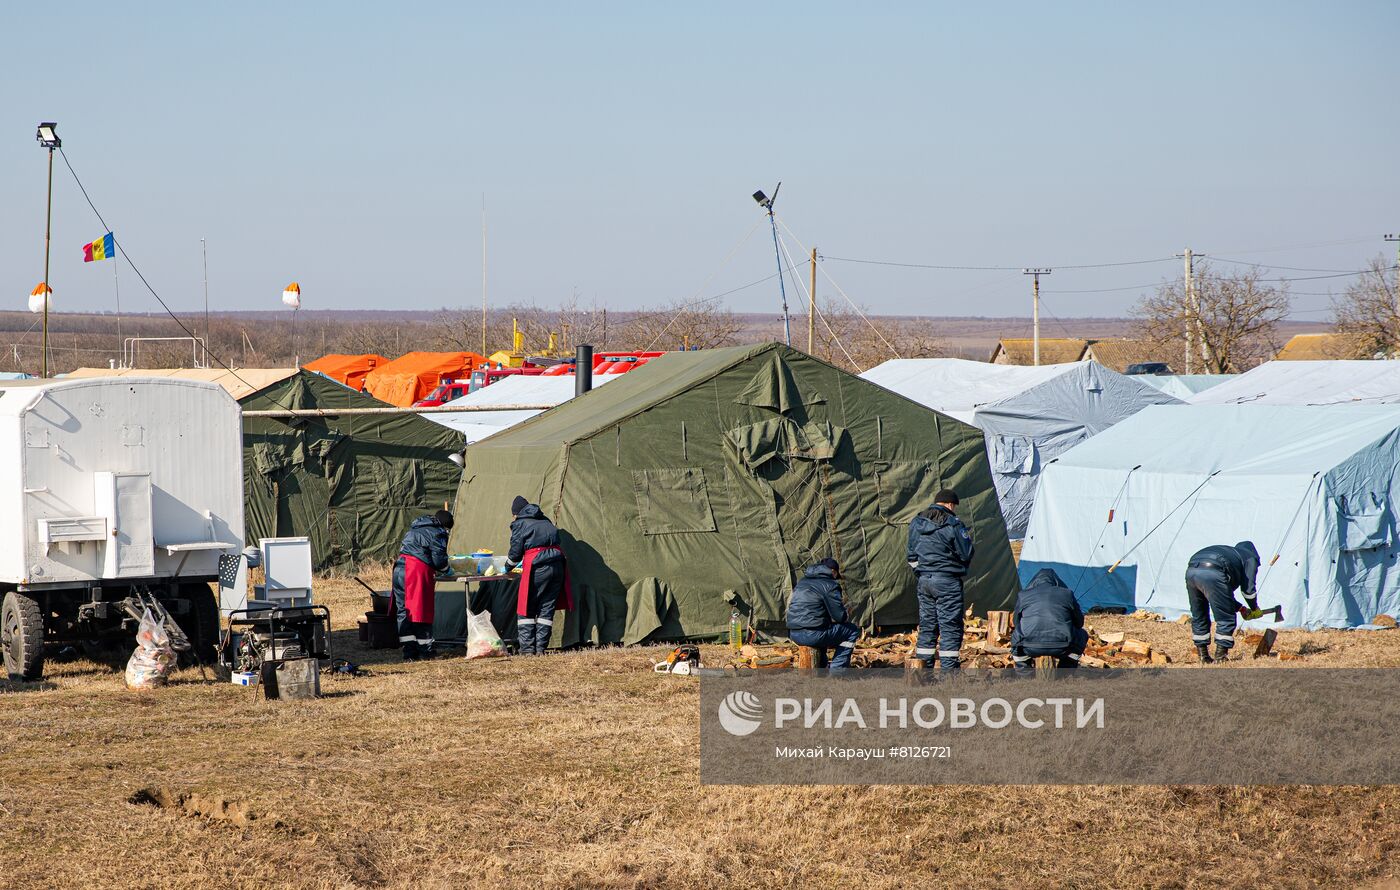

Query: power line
<box><xmin>1204</xmin><ymin>257</ymin><xmax>1361</xmax><ymax>273</ymax></box>
<box><xmin>823</xmin><ymin>255</ymin><xmax>1177</xmax><ymax>271</ymax></box>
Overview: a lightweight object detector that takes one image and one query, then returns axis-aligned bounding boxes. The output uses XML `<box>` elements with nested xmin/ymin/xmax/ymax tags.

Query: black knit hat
<box><xmin>510</xmin><ymin>495</ymin><xmax>529</xmax><ymax>516</ymax></box>
<box><xmin>818</xmin><ymin>557</ymin><xmax>840</xmax><ymax>573</ymax></box>
<box><xmin>935</xmin><ymin>489</ymin><xmax>959</xmax><ymax>505</ymax></box>
<box><xmin>434</xmin><ymin>509</ymin><xmax>454</xmax><ymax>529</ymax></box>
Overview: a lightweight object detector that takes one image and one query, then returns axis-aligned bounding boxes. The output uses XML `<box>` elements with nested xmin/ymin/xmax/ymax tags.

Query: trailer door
<box><xmin>95</xmin><ymin>472</ymin><xmax>155</xmax><ymax>577</ymax></box>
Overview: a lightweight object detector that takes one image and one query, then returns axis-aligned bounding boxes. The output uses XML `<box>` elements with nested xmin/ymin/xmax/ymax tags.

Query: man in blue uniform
<box><xmin>785</xmin><ymin>558</ymin><xmax>861</xmax><ymax>673</ymax></box>
<box><xmin>390</xmin><ymin>510</ymin><xmax>452</xmax><ymax>661</ymax></box>
<box><xmin>1185</xmin><ymin>541</ymin><xmax>1261</xmax><ymax>663</ymax></box>
<box><xmin>1009</xmin><ymin>568</ymin><xmax>1088</xmax><ymax>676</ymax></box>
<box><xmin>506</xmin><ymin>496</ymin><xmax>569</xmax><ymax>655</ymax></box>
<box><xmin>906</xmin><ymin>489</ymin><xmax>975</xmax><ymax>674</ymax></box>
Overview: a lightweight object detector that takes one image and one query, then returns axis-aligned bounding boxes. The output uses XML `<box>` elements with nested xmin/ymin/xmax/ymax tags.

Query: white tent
<box><xmin>1190</xmin><ymin>360</ymin><xmax>1400</xmax><ymax>406</ymax></box>
<box><xmin>422</xmin><ymin>374</ymin><xmax>614</xmax><ymax>443</ymax></box>
<box><xmin>1137</xmin><ymin>374</ymin><xmax>1234</xmax><ymax>400</ymax></box>
<box><xmin>1020</xmin><ymin>404</ymin><xmax>1400</xmax><ymax>629</ymax></box>
<box><xmin>860</xmin><ymin>358</ymin><xmax>1181</xmax><ymax>537</ymax></box>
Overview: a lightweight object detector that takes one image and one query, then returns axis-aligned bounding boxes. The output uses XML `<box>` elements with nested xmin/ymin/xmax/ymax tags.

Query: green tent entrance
<box><xmin>449</xmin><ymin>343</ymin><xmax>1017</xmax><ymax>647</ymax></box>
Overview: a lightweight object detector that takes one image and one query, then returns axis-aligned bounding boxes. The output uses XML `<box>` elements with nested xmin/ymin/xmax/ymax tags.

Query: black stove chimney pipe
<box><xmin>575</xmin><ymin>344</ymin><xmax>594</xmax><ymax>397</ymax></box>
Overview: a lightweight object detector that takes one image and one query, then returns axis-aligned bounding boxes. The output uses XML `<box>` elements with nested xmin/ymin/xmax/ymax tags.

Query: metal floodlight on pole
<box><xmin>753</xmin><ymin>183</ymin><xmax>792</xmax><ymax>346</ymax></box>
<box><xmin>36</xmin><ymin>122</ymin><xmax>60</xmax><ymax>378</ymax></box>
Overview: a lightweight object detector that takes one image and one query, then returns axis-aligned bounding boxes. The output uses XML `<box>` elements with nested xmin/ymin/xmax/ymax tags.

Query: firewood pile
<box><xmin>723</xmin><ymin>605</ymin><xmax>1182</xmax><ymax>672</ymax></box>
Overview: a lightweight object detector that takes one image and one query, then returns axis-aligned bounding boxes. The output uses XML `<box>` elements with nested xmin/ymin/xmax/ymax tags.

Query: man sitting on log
<box><xmin>1010</xmin><ymin>568</ymin><xmax>1087</xmax><ymax>676</ymax></box>
<box><xmin>785</xmin><ymin>558</ymin><xmax>861</xmax><ymax>673</ymax></box>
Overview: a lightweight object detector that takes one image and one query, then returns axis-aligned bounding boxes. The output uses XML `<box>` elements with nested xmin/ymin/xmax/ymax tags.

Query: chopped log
<box><xmin>752</xmin><ymin>655</ymin><xmax>793</xmax><ymax>669</ymax></box>
<box><xmin>1098</xmin><ymin>631</ymin><xmax>1126</xmax><ymax>645</ymax></box>
<box><xmin>740</xmin><ymin>644</ymin><xmax>760</xmax><ymax>659</ymax></box>
<box><xmin>904</xmin><ymin>657</ymin><xmax>929</xmax><ymax>686</ymax></box>
<box><xmin>1149</xmin><ymin>650</ymin><xmax>1171</xmax><ymax>665</ymax></box>
<box><xmin>1248</xmin><ymin>628</ymin><xmax>1278</xmax><ymax>658</ymax></box>
<box><xmin>1372</xmin><ymin>614</ymin><xmax>1398</xmax><ymax>628</ymax></box>
<box><xmin>1078</xmin><ymin>655</ymin><xmax>1109</xmax><ymax>668</ymax></box>
<box><xmin>980</xmin><ymin>643</ymin><xmax>1011</xmax><ymax>655</ymax></box>
<box><xmin>986</xmin><ymin>610</ymin><xmax>1012</xmax><ymax>644</ymax></box>
<box><xmin>1176</xmin><ymin>614</ymin><xmax>1193</xmax><ymax>625</ymax></box>
<box><xmin>1121</xmin><ymin>639</ymin><xmax>1151</xmax><ymax>656</ymax></box>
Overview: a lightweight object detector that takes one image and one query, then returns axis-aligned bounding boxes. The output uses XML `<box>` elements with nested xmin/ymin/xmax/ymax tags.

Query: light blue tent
<box><xmin>861</xmin><ymin>358</ymin><xmax>1181</xmax><ymax>538</ymax></box>
<box><xmin>1137</xmin><ymin>374</ymin><xmax>1233</xmax><ymax>400</ymax></box>
<box><xmin>1019</xmin><ymin>404</ymin><xmax>1400</xmax><ymax>628</ymax></box>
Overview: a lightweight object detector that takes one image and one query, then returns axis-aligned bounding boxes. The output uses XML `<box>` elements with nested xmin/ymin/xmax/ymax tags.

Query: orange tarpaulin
<box><xmin>364</xmin><ymin>351</ymin><xmax>486</xmax><ymax>406</ymax></box>
<box><xmin>304</xmin><ymin>353</ymin><xmax>389</xmax><ymax>392</ymax></box>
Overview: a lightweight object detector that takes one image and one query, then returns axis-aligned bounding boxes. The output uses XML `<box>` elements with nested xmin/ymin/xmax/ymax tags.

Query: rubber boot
<box><xmin>1213</xmin><ymin>643</ymin><xmax>1230</xmax><ymax>663</ymax></box>
<box><xmin>1196</xmin><ymin>644</ymin><xmax>1214</xmax><ymax>665</ymax></box>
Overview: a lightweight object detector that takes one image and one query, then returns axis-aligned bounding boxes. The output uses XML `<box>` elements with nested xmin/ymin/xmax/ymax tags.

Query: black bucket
<box><xmin>365</xmin><ymin>611</ymin><xmax>398</xmax><ymax>649</ymax></box>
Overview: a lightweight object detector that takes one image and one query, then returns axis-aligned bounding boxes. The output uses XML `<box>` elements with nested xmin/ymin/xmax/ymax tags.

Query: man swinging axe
<box><xmin>906</xmin><ymin>488</ymin><xmax>975</xmax><ymax>674</ymax></box>
<box><xmin>1184</xmin><ymin>540</ymin><xmax>1270</xmax><ymax>663</ymax></box>
<box><xmin>505</xmin><ymin>496</ymin><xmax>572</xmax><ymax>655</ymax></box>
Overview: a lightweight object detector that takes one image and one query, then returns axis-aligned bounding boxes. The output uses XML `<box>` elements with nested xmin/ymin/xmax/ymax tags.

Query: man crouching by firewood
<box><xmin>785</xmin><ymin>558</ymin><xmax>861</xmax><ymax>673</ymax></box>
<box><xmin>1010</xmin><ymin>568</ymin><xmax>1088</xmax><ymax>676</ymax></box>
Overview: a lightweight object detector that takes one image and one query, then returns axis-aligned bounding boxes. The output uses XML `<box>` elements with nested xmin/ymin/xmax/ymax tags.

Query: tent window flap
<box><xmin>633</xmin><ymin>468</ymin><xmax>718</xmax><ymax>535</ymax></box>
<box><xmin>1339</xmin><ymin>495</ymin><xmax>1391</xmax><ymax>552</ymax></box>
<box><xmin>992</xmin><ymin>435</ymin><xmax>1037</xmax><ymax>475</ymax></box>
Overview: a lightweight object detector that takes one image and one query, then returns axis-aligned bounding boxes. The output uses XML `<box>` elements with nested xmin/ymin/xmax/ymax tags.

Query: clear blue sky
<box><xmin>3</xmin><ymin>1</ymin><xmax>1396</xmax><ymax>321</ymax></box>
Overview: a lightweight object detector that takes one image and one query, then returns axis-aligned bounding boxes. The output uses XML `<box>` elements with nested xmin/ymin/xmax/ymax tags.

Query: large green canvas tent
<box><xmin>71</xmin><ymin>367</ymin><xmax>464</xmax><ymax>569</ymax></box>
<box><xmin>450</xmin><ymin>343</ymin><xmax>1017</xmax><ymax>646</ymax></box>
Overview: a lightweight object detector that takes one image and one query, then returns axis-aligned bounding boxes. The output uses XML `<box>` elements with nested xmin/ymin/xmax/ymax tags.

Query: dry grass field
<box><xmin>3</xmin><ymin>570</ymin><xmax>1399</xmax><ymax>889</ymax></box>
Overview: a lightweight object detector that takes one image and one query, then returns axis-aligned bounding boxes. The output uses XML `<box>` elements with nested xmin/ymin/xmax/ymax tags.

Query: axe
<box><xmin>1239</xmin><ymin>603</ymin><xmax>1284</xmax><ymax>623</ymax></box>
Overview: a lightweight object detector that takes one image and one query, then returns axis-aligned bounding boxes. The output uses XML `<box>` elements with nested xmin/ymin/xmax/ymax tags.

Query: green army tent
<box><xmin>449</xmin><ymin>343</ymin><xmax>1017</xmax><ymax>647</ymax></box>
<box><xmin>70</xmin><ymin>367</ymin><xmax>464</xmax><ymax>569</ymax></box>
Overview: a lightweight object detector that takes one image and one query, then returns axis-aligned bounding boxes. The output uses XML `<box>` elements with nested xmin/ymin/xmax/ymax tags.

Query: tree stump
<box><xmin>797</xmin><ymin>646</ymin><xmax>827</xmax><ymax>670</ymax></box>
<box><xmin>1034</xmin><ymin>655</ymin><xmax>1058</xmax><ymax>679</ymax></box>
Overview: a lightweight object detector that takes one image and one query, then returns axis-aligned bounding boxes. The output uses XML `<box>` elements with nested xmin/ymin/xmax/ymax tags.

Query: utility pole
<box><xmin>1022</xmin><ymin>268</ymin><xmax>1051</xmax><ymax>365</ymax></box>
<box><xmin>1178</xmin><ymin>247</ymin><xmax>1214</xmax><ymax>373</ymax></box>
<box><xmin>808</xmin><ymin>247</ymin><xmax>817</xmax><ymax>353</ymax></box>
<box><xmin>1182</xmin><ymin>248</ymin><xmax>1194</xmax><ymax>374</ymax></box>
<box><xmin>1386</xmin><ymin>234</ymin><xmax>1399</xmax><ymax>319</ymax></box>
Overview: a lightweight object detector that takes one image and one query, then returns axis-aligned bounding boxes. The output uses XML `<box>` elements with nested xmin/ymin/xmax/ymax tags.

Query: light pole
<box><xmin>36</xmin><ymin>122</ymin><xmax>60</xmax><ymax>378</ymax></box>
<box><xmin>752</xmin><ymin>184</ymin><xmax>792</xmax><ymax>347</ymax></box>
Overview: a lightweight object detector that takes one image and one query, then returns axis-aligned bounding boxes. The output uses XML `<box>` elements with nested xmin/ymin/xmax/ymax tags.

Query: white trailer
<box><xmin>0</xmin><ymin>377</ymin><xmax>244</xmax><ymax>680</ymax></box>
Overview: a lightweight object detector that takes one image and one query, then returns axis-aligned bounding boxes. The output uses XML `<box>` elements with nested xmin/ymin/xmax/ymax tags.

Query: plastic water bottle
<box><xmin>729</xmin><ymin>611</ymin><xmax>742</xmax><ymax>650</ymax></box>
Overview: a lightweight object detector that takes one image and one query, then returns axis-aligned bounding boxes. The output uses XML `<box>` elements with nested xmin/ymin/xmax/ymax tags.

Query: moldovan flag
<box><xmin>83</xmin><ymin>232</ymin><xmax>115</xmax><ymax>262</ymax></box>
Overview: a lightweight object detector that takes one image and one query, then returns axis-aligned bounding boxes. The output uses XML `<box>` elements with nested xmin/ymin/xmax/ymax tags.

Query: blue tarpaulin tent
<box><xmin>1019</xmin><ymin>404</ymin><xmax>1400</xmax><ymax>628</ymax></box>
<box><xmin>861</xmin><ymin>358</ymin><xmax>1181</xmax><ymax>538</ymax></box>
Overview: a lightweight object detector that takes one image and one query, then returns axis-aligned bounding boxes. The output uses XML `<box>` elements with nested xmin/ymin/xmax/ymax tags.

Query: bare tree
<box><xmin>1331</xmin><ymin>256</ymin><xmax>1400</xmax><ymax>359</ymax></box>
<box><xmin>1132</xmin><ymin>263</ymin><xmax>1289</xmax><ymax>373</ymax></box>
<box><xmin>619</xmin><ymin>298</ymin><xmax>746</xmax><ymax>352</ymax></box>
<box><xmin>809</xmin><ymin>297</ymin><xmax>942</xmax><ymax>373</ymax></box>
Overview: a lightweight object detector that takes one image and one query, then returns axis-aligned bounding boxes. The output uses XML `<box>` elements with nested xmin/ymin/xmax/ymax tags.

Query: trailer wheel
<box><xmin>2</xmin><ymin>591</ymin><xmax>45</xmax><ymax>681</ymax></box>
<box><xmin>176</xmin><ymin>584</ymin><xmax>220</xmax><ymax>665</ymax></box>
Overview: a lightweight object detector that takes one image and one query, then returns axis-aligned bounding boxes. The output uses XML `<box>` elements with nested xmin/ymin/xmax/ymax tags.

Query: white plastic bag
<box><xmin>465</xmin><ymin>610</ymin><xmax>507</xmax><ymax>660</ymax></box>
<box><xmin>125</xmin><ymin>607</ymin><xmax>176</xmax><ymax>689</ymax></box>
